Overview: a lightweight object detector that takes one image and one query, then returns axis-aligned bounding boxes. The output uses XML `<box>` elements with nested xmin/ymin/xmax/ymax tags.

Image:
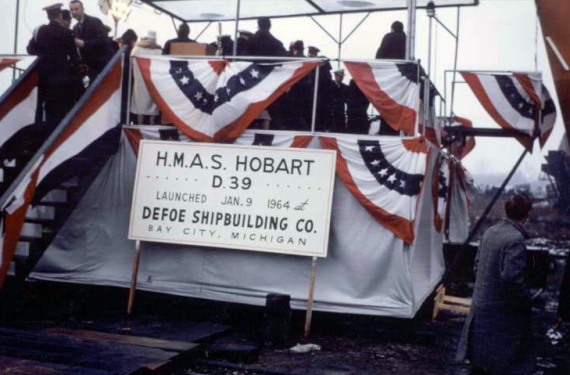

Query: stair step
<box><xmin>34</xmin><ymin>201</ymin><xmax>68</xmax><ymax>209</ymax></box>
<box><xmin>60</xmin><ymin>177</ymin><xmax>80</xmax><ymax>189</ymax></box>
<box><xmin>39</xmin><ymin>189</ymin><xmax>67</xmax><ymax>204</ymax></box>
<box><xmin>21</xmin><ymin>223</ymin><xmax>43</xmax><ymax>239</ymax></box>
<box><xmin>14</xmin><ymin>242</ymin><xmax>30</xmax><ymax>257</ymax></box>
<box><xmin>2</xmin><ymin>158</ymin><xmax>16</xmax><ymax>167</ymax></box>
<box><xmin>26</xmin><ymin>205</ymin><xmax>56</xmax><ymax>220</ymax></box>
<box><xmin>24</xmin><ymin>217</ymin><xmax>54</xmax><ymax>225</ymax></box>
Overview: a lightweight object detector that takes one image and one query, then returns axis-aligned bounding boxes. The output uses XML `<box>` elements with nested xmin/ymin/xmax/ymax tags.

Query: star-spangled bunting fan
<box><xmin>0</xmin><ymin>59</ymin><xmax>38</xmax><ymax>161</ymax></box>
<box><xmin>320</xmin><ymin>135</ymin><xmax>429</xmax><ymax>244</ymax></box>
<box><xmin>135</xmin><ymin>57</ymin><xmax>319</xmax><ymax>142</ymax></box>
<box><xmin>344</xmin><ymin>61</ymin><xmax>420</xmax><ymax>135</ymax></box>
<box><xmin>123</xmin><ymin>126</ymin><xmax>313</xmax><ymax>156</ymax></box>
<box><xmin>432</xmin><ymin>153</ymin><xmax>450</xmax><ymax>233</ymax></box>
<box><xmin>461</xmin><ymin>71</ymin><xmax>556</xmax><ymax>149</ymax></box>
<box><xmin>0</xmin><ymin>58</ymin><xmax>122</xmax><ymax>287</ymax></box>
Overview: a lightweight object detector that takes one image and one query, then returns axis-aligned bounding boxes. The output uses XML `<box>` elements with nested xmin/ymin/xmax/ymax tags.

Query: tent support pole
<box><xmin>13</xmin><ymin>0</ymin><xmax>20</xmax><ymax>82</ymax></box>
<box><xmin>232</xmin><ymin>0</ymin><xmax>241</xmax><ymax>56</ymax></box>
<box><xmin>310</xmin><ymin>62</ymin><xmax>320</xmax><ymax>133</ymax></box>
<box><xmin>449</xmin><ymin>7</ymin><xmax>461</xmax><ymax>117</ymax></box>
<box><xmin>338</xmin><ymin>14</ymin><xmax>343</xmax><ymax>69</ymax></box>
<box><xmin>304</xmin><ymin>257</ymin><xmax>318</xmax><ymax>338</ymax></box>
<box><xmin>127</xmin><ymin>240</ymin><xmax>142</xmax><ymax>316</ymax></box>
<box><xmin>406</xmin><ymin>0</ymin><xmax>417</xmax><ymax>60</ymax></box>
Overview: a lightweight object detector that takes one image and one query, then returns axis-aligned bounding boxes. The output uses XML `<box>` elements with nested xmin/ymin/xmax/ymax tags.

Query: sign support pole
<box><xmin>304</xmin><ymin>256</ymin><xmax>318</xmax><ymax>338</ymax></box>
<box><xmin>127</xmin><ymin>240</ymin><xmax>142</xmax><ymax>316</ymax></box>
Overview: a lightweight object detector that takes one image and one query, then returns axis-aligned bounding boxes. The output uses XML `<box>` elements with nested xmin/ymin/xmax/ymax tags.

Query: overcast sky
<box><xmin>0</xmin><ymin>0</ymin><xmax>564</xmax><ymax>186</ymax></box>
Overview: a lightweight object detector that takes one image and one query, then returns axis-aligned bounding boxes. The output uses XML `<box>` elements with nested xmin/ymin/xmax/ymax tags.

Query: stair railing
<box><xmin>0</xmin><ymin>46</ymin><xmax>127</xmax><ymax>214</ymax></box>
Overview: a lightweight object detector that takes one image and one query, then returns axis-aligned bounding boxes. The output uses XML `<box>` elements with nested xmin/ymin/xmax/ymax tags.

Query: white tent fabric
<box><xmin>31</xmin><ymin>133</ymin><xmax>445</xmax><ymax>318</ymax></box>
<box><xmin>141</xmin><ymin>0</ymin><xmax>477</xmax><ymax>22</ymax></box>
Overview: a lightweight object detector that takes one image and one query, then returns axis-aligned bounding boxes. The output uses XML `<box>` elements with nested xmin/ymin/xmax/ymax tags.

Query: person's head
<box><xmin>258</xmin><ymin>17</ymin><xmax>271</xmax><ymax>31</ymax></box>
<box><xmin>44</xmin><ymin>3</ymin><xmax>63</xmax><ymax>22</ymax></box>
<box><xmin>308</xmin><ymin>46</ymin><xmax>320</xmax><ymax>57</ymax></box>
<box><xmin>391</xmin><ymin>21</ymin><xmax>404</xmax><ymax>33</ymax></box>
<box><xmin>178</xmin><ymin>22</ymin><xmax>190</xmax><ymax>38</ymax></box>
<box><xmin>120</xmin><ymin>29</ymin><xmax>138</xmax><ymax>47</ymax></box>
<box><xmin>334</xmin><ymin>69</ymin><xmax>345</xmax><ymax>84</ymax></box>
<box><xmin>292</xmin><ymin>40</ymin><xmax>304</xmax><ymax>55</ymax></box>
<box><xmin>69</xmin><ymin>0</ymin><xmax>84</xmax><ymax>21</ymax></box>
<box><xmin>505</xmin><ymin>194</ymin><xmax>533</xmax><ymax>223</ymax></box>
<box><xmin>143</xmin><ymin>30</ymin><xmax>157</xmax><ymax>42</ymax></box>
<box><xmin>60</xmin><ymin>9</ymin><xmax>71</xmax><ymax>28</ymax></box>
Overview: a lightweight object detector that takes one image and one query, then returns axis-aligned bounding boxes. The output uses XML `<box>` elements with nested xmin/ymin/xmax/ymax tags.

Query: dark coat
<box><xmin>73</xmin><ymin>14</ymin><xmax>112</xmax><ymax>79</ymax></box>
<box><xmin>246</xmin><ymin>30</ymin><xmax>286</xmax><ymax>57</ymax></box>
<box><xmin>27</xmin><ymin>21</ymin><xmax>83</xmax><ymax>124</ymax></box>
<box><xmin>456</xmin><ymin>219</ymin><xmax>535</xmax><ymax>374</ymax></box>
<box><xmin>375</xmin><ymin>31</ymin><xmax>406</xmax><ymax>60</ymax></box>
<box><xmin>330</xmin><ymin>81</ymin><xmax>348</xmax><ymax>132</ymax></box>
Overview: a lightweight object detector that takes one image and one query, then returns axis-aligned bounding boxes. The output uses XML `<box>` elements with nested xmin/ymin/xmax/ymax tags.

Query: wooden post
<box><xmin>127</xmin><ymin>240</ymin><xmax>142</xmax><ymax>316</ymax></box>
<box><xmin>304</xmin><ymin>256</ymin><xmax>318</xmax><ymax>338</ymax></box>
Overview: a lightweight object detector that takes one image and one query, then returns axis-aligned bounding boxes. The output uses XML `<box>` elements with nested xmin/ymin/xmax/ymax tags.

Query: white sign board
<box><xmin>129</xmin><ymin>141</ymin><xmax>336</xmax><ymax>257</ymax></box>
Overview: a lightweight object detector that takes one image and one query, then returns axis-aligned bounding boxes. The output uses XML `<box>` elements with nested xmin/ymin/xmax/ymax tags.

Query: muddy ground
<box><xmin>2</xmin><ymin>247</ymin><xmax>569</xmax><ymax>375</ymax></box>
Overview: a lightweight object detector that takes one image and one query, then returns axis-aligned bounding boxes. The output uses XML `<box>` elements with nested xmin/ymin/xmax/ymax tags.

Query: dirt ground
<box><xmin>172</xmin><ymin>253</ymin><xmax>570</xmax><ymax>375</ymax></box>
<box><xmin>2</xmin><ymin>245</ymin><xmax>569</xmax><ymax>375</ymax></box>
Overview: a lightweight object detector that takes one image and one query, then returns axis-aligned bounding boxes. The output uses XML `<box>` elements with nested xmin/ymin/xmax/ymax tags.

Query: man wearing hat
<box><xmin>330</xmin><ymin>69</ymin><xmax>348</xmax><ymax>133</ymax></box>
<box><xmin>307</xmin><ymin>46</ymin><xmax>320</xmax><ymax>58</ymax></box>
<box><xmin>27</xmin><ymin>3</ymin><xmax>83</xmax><ymax>125</ymax></box>
<box><xmin>69</xmin><ymin>0</ymin><xmax>112</xmax><ymax>82</ymax></box>
<box><xmin>130</xmin><ymin>31</ymin><xmax>162</xmax><ymax>124</ymax></box>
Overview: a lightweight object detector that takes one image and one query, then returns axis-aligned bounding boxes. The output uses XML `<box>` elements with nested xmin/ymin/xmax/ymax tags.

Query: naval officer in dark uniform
<box><xmin>27</xmin><ymin>3</ymin><xmax>83</xmax><ymax>126</ymax></box>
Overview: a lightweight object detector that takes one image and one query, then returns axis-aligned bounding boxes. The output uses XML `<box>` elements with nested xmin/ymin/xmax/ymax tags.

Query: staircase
<box><xmin>0</xmin><ymin>126</ymin><xmax>121</xmax><ymax>319</ymax></box>
<box><xmin>0</xmin><ymin>48</ymin><xmax>126</xmax><ymax>320</ymax></box>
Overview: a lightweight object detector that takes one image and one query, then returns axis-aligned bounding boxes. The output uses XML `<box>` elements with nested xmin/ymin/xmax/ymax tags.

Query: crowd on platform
<box><xmin>25</xmin><ymin>1</ymin><xmax>407</xmax><ymax>134</ymax></box>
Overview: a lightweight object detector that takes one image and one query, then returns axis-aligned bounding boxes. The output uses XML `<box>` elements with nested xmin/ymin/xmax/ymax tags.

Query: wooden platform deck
<box><xmin>0</xmin><ymin>320</ymin><xmax>230</xmax><ymax>375</ymax></box>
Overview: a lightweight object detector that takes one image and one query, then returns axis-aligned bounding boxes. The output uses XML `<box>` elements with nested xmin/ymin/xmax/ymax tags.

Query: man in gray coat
<box><xmin>456</xmin><ymin>194</ymin><xmax>535</xmax><ymax>374</ymax></box>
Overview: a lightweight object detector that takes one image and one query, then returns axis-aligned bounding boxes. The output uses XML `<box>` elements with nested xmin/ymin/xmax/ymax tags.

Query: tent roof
<box><xmin>140</xmin><ymin>0</ymin><xmax>478</xmax><ymax>22</ymax></box>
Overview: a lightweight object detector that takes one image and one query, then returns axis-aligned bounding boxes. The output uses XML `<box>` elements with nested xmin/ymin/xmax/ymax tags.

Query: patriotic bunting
<box><xmin>0</xmin><ymin>58</ymin><xmax>21</xmax><ymax>73</ymax></box>
<box><xmin>0</xmin><ymin>59</ymin><xmax>39</xmax><ymax>161</ymax></box>
<box><xmin>461</xmin><ymin>71</ymin><xmax>556</xmax><ymax>149</ymax></box>
<box><xmin>320</xmin><ymin>135</ymin><xmax>429</xmax><ymax>244</ymax></box>
<box><xmin>432</xmin><ymin>153</ymin><xmax>450</xmax><ymax>233</ymax></box>
<box><xmin>0</xmin><ymin>58</ymin><xmax>122</xmax><ymax>287</ymax></box>
<box><xmin>448</xmin><ymin>116</ymin><xmax>476</xmax><ymax>160</ymax></box>
<box><xmin>124</xmin><ymin>126</ymin><xmax>313</xmax><ymax>156</ymax></box>
<box><xmin>135</xmin><ymin>57</ymin><xmax>319</xmax><ymax>142</ymax></box>
<box><xmin>344</xmin><ymin>61</ymin><xmax>420</xmax><ymax>135</ymax></box>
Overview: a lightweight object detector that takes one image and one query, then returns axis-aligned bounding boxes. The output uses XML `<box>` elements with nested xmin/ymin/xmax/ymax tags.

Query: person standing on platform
<box><xmin>236</xmin><ymin>30</ymin><xmax>253</xmax><ymax>56</ymax></box>
<box><xmin>162</xmin><ymin>23</ymin><xmax>196</xmax><ymax>55</ymax></box>
<box><xmin>70</xmin><ymin>0</ymin><xmax>112</xmax><ymax>83</ymax></box>
<box><xmin>375</xmin><ymin>21</ymin><xmax>406</xmax><ymax>60</ymax></box>
<box><xmin>27</xmin><ymin>3</ymin><xmax>83</xmax><ymax>126</ymax></box>
<box><xmin>330</xmin><ymin>69</ymin><xmax>348</xmax><ymax>133</ymax></box>
<box><xmin>456</xmin><ymin>194</ymin><xmax>536</xmax><ymax>375</ymax></box>
<box><xmin>130</xmin><ymin>31</ymin><xmax>162</xmax><ymax>125</ymax></box>
<box><xmin>247</xmin><ymin>17</ymin><xmax>286</xmax><ymax>58</ymax></box>
<box><xmin>307</xmin><ymin>46</ymin><xmax>332</xmax><ymax>132</ymax></box>
<box><xmin>346</xmin><ymin>79</ymin><xmax>370</xmax><ymax>134</ymax></box>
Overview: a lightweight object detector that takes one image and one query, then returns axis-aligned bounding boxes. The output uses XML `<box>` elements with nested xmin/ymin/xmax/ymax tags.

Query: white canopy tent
<box><xmin>140</xmin><ymin>0</ymin><xmax>478</xmax><ymax>22</ymax></box>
